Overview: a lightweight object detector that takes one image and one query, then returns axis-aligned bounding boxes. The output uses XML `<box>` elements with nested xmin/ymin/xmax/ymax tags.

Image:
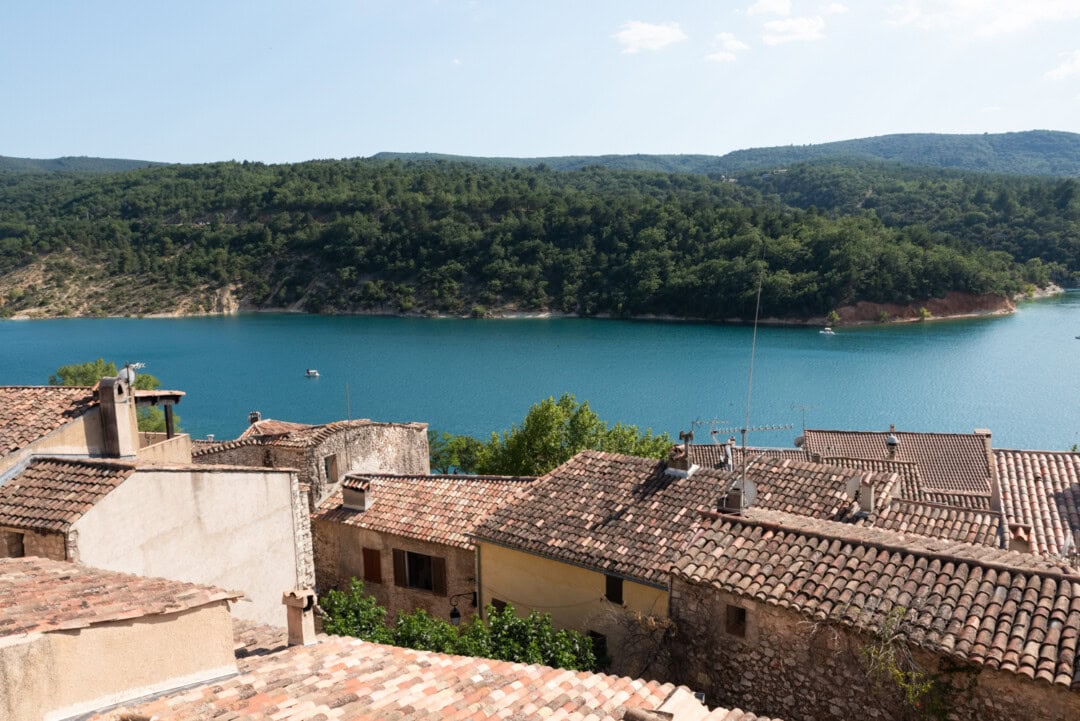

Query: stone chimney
<box><xmin>664</xmin><ymin>437</ymin><xmax>699</xmax><ymax>479</ymax></box>
<box><xmin>342</xmin><ymin>475</ymin><xmax>372</xmax><ymax>511</ymax></box>
<box><xmin>97</xmin><ymin>376</ymin><xmax>138</xmax><ymax>458</ymax></box>
<box><xmin>282</xmin><ymin>589</ymin><xmax>317</xmax><ymax>646</ymax></box>
<box><xmin>248</xmin><ymin>410</ymin><xmax>262</xmax><ymax>425</ymax></box>
<box><xmin>885</xmin><ymin>425</ymin><xmax>899</xmax><ymax>460</ymax></box>
<box><xmin>858</xmin><ymin>475</ymin><xmax>876</xmax><ymax>513</ymax></box>
<box><xmin>721</xmin><ymin>485</ymin><xmax>743</xmax><ymax>514</ymax></box>
<box><xmin>975</xmin><ymin>428</ymin><xmax>1001</xmax><ymax>512</ymax></box>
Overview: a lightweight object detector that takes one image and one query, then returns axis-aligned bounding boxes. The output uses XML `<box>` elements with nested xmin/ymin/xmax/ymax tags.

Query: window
<box><xmin>323</xmin><ymin>454</ymin><xmax>340</xmax><ymax>484</ymax></box>
<box><xmin>587</xmin><ymin>630</ymin><xmax>609</xmax><ymax>664</ymax></box>
<box><xmin>605</xmin><ymin>574</ymin><xmax>623</xmax><ymax>604</ymax></box>
<box><xmin>490</xmin><ymin>598</ymin><xmax>507</xmax><ymax>613</ymax></box>
<box><xmin>392</xmin><ymin>548</ymin><xmax>447</xmax><ymax>595</ymax></box>
<box><xmin>2</xmin><ymin>532</ymin><xmax>24</xmax><ymax>558</ymax></box>
<box><xmin>725</xmin><ymin>604</ymin><xmax>747</xmax><ymax>637</ymax></box>
<box><xmin>362</xmin><ymin>547</ymin><xmax>382</xmax><ymax>584</ymax></box>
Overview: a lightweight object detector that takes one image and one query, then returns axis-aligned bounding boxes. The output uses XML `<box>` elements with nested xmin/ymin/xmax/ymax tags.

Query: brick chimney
<box><xmin>282</xmin><ymin>589</ymin><xmax>317</xmax><ymax>646</ymax></box>
<box><xmin>97</xmin><ymin>376</ymin><xmax>138</xmax><ymax>458</ymax></box>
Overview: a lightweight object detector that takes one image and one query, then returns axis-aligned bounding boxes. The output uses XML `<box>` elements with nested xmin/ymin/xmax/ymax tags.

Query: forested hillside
<box><xmin>0</xmin><ymin>155</ymin><xmax>163</xmax><ymax>174</ymax></box>
<box><xmin>376</xmin><ymin>131</ymin><xmax>1080</xmax><ymax>178</ymax></box>
<box><xmin>0</xmin><ymin>158</ymin><xmax>1070</xmax><ymax>320</ymax></box>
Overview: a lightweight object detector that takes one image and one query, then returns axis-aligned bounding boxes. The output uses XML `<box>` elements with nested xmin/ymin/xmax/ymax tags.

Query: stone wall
<box><xmin>313</xmin><ymin>520</ymin><xmax>474</xmax><ymax>624</ymax></box>
<box><xmin>302</xmin><ymin>422</ymin><xmax>429</xmax><ymax>505</ymax></box>
<box><xmin>191</xmin><ymin>443</ymin><xmax>272</xmax><ymax>468</ymax></box>
<box><xmin>667</xmin><ymin>576</ymin><xmax>1080</xmax><ymax>721</ymax></box>
<box><xmin>0</xmin><ymin>526</ymin><xmax>66</xmax><ymax>560</ymax></box>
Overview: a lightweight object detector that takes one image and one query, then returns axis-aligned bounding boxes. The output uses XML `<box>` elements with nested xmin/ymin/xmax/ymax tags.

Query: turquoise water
<box><xmin>2</xmin><ymin>294</ymin><xmax>1079</xmax><ymax>450</ymax></box>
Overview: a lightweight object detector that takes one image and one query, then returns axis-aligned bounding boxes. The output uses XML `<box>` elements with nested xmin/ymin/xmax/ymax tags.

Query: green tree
<box><xmin>48</xmin><ymin>358</ymin><xmax>178</xmax><ymax>432</ymax></box>
<box><xmin>319</xmin><ymin>581</ymin><xmax>597</xmax><ymax>671</ymax></box>
<box><xmin>475</xmin><ymin>394</ymin><xmax>671</xmax><ymax>476</ymax></box>
<box><xmin>428</xmin><ymin>429</ymin><xmax>486</xmax><ymax>474</ymax></box>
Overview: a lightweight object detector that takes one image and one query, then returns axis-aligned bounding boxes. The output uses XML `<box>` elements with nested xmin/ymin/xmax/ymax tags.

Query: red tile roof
<box><xmin>0</xmin><ymin>556</ymin><xmax>241</xmax><ymax>637</ymax></box>
<box><xmin>0</xmin><ymin>385</ymin><xmax>97</xmax><ymax>457</ymax></box>
<box><xmin>234</xmin><ymin>418</ymin><xmax>427</xmax><ymax>449</ymax></box>
<box><xmin>675</xmin><ymin>509</ymin><xmax>1080</xmax><ymax>688</ymax></box>
<box><xmin>802</xmin><ymin>428</ymin><xmax>994</xmax><ymax>495</ymax></box>
<box><xmin>0</xmin><ymin>457</ymin><xmax>135</xmax><ymax>532</ymax></box>
<box><xmin>475</xmin><ymin>451</ymin><xmax>876</xmax><ymax>587</ymax></box>
<box><xmin>93</xmin><ymin>635</ymin><xmax>740</xmax><ymax>721</ymax></box>
<box><xmin>688</xmin><ymin>444</ymin><xmax>808</xmax><ymax>469</ymax></box>
<box><xmin>859</xmin><ymin>498</ymin><xmax>1004</xmax><ymax>547</ymax></box>
<box><xmin>314</xmin><ymin>473</ymin><xmax>535</xmax><ymax>549</ymax></box>
<box><xmin>996</xmin><ymin>448</ymin><xmax>1080</xmax><ymax>560</ymax></box>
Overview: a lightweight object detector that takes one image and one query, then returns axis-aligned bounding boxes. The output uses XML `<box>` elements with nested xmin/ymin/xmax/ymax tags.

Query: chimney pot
<box><xmin>282</xmin><ymin>589</ymin><xmax>317</xmax><ymax>646</ymax></box>
<box><xmin>342</xmin><ymin>476</ymin><xmax>372</xmax><ymax>511</ymax></box>
<box><xmin>248</xmin><ymin>410</ymin><xmax>262</xmax><ymax>425</ymax></box>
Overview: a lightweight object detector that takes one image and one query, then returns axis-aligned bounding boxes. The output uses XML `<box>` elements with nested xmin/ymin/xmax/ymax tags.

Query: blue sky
<box><xmin>4</xmin><ymin>1</ymin><xmax>1080</xmax><ymax>163</ymax></box>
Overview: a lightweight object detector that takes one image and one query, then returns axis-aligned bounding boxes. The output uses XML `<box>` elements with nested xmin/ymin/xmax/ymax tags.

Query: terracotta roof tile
<box><xmin>802</xmin><ymin>429</ymin><xmax>994</xmax><ymax>496</ymax></box>
<box><xmin>858</xmin><ymin>498</ymin><xmax>1004</xmax><ymax>547</ymax></box>
<box><xmin>996</xmin><ymin>448</ymin><xmax>1080</xmax><ymax>560</ymax></box>
<box><xmin>0</xmin><ymin>385</ymin><xmax>97</xmax><ymax>457</ymax></box>
<box><xmin>0</xmin><ymin>556</ymin><xmax>241</xmax><ymax>637</ymax></box>
<box><xmin>94</xmin><ymin>635</ymin><xmax>730</xmax><ymax>721</ymax></box>
<box><xmin>688</xmin><ymin>444</ymin><xmax>807</xmax><ymax>469</ymax></box>
<box><xmin>0</xmin><ymin>457</ymin><xmax>135</xmax><ymax>532</ymax></box>
<box><xmin>233</xmin><ymin>619</ymin><xmax>291</xmax><ymax>671</ymax></box>
<box><xmin>475</xmin><ymin>451</ymin><xmax>875</xmax><ymax>586</ymax></box>
<box><xmin>674</xmin><ymin>509</ymin><xmax>1080</xmax><ymax>689</ymax></box>
<box><xmin>314</xmin><ymin>473</ymin><xmax>536</xmax><ymax>549</ymax></box>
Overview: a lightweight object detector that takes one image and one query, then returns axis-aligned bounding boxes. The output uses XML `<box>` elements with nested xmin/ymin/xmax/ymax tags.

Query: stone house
<box><xmin>472</xmin><ymin>447</ymin><xmax>898</xmax><ymax>676</ymax></box>
<box><xmin>0</xmin><ymin>456</ymin><xmax>312</xmax><ymax>625</ymax></box>
<box><xmin>668</xmin><ymin>508</ymin><xmax>1080</xmax><ymax>721</ymax></box>
<box><xmin>192</xmin><ymin>415</ymin><xmax>430</xmax><ymax>508</ymax></box>
<box><xmin>312</xmin><ymin>471</ymin><xmax>533</xmax><ymax>623</ymax></box>
<box><xmin>0</xmin><ymin>556</ymin><xmax>240</xmax><ymax>721</ymax></box>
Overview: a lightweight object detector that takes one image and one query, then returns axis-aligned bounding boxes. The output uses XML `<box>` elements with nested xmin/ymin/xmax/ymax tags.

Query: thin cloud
<box><xmin>888</xmin><ymin>1</ymin><xmax>1080</xmax><ymax>37</ymax></box>
<box><xmin>613</xmin><ymin>21</ymin><xmax>688</xmax><ymax>54</ymax></box>
<box><xmin>747</xmin><ymin>0</ymin><xmax>791</xmax><ymax>16</ymax></box>
<box><xmin>1046</xmin><ymin>49</ymin><xmax>1080</xmax><ymax>80</ymax></box>
<box><xmin>706</xmin><ymin>32</ymin><xmax>750</xmax><ymax>62</ymax></box>
<box><xmin>762</xmin><ymin>16</ymin><xmax>826</xmax><ymax>45</ymax></box>
<box><xmin>821</xmin><ymin>2</ymin><xmax>848</xmax><ymax>14</ymax></box>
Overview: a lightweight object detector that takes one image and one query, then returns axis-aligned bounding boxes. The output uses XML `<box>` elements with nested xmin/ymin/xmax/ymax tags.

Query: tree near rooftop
<box><xmin>48</xmin><ymin>358</ymin><xmax>178</xmax><ymax>432</ymax></box>
<box><xmin>319</xmin><ymin>579</ymin><xmax>598</xmax><ymax>671</ymax></box>
<box><xmin>436</xmin><ymin>394</ymin><xmax>672</xmax><ymax>476</ymax></box>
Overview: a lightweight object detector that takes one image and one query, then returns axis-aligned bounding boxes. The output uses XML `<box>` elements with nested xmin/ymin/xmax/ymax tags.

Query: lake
<box><xmin>2</xmin><ymin>294</ymin><xmax>1079</xmax><ymax>450</ymax></box>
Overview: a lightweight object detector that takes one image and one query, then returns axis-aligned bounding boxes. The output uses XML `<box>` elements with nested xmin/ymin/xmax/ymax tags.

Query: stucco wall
<box><xmin>136</xmin><ymin>433</ymin><xmax>193</xmax><ymax>464</ymax></box>
<box><xmin>314</xmin><ymin>520</ymin><xmax>475</xmax><ymax>623</ymax></box>
<box><xmin>0</xmin><ymin>409</ymin><xmax>107</xmax><ymax>475</ymax></box>
<box><xmin>477</xmin><ymin>542</ymin><xmax>669</xmax><ymax>674</ymax></box>
<box><xmin>72</xmin><ymin>468</ymin><xmax>307</xmax><ymax>625</ymax></box>
<box><xmin>667</xmin><ymin>576</ymin><xmax>1080</xmax><ymax>721</ymax></box>
<box><xmin>0</xmin><ymin>603</ymin><xmax>236</xmax><ymax>721</ymax></box>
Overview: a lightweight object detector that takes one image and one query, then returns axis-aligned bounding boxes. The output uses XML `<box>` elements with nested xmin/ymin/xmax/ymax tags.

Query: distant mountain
<box><xmin>374</xmin><ymin>131</ymin><xmax>1080</xmax><ymax>177</ymax></box>
<box><xmin>0</xmin><ymin>155</ymin><xmax>165</xmax><ymax>174</ymax></box>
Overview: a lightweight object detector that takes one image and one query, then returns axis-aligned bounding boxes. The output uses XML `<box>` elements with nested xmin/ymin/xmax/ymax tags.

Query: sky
<box><xmin>3</xmin><ymin>1</ymin><xmax>1080</xmax><ymax>164</ymax></box>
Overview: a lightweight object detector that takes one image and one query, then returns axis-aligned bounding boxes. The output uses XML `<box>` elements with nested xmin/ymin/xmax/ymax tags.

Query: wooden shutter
<box><xmin>363</xmin><ymin>547</ymin><xmax>382</xmax><ymax>584</ymax></box>
<box><xmin>431</xmin><ymin>556</ymin><xmax>448</xmax><ymax>596</ymax></box>
<box><xmin>392</xmin><ymin>548</ymin><xmax>407</xmax><ymax>587</ymax></box>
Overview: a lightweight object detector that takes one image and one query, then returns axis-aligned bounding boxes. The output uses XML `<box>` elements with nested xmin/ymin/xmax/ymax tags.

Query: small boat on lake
<box><xmin>820</xmin><ymin>327</ymin><xmax>836</xmax><ymax>336</ymax></box>
<box><xmin>305</xmin><ymin>369</ymin><xmax>320</xmax><ymax>378</ymax></box>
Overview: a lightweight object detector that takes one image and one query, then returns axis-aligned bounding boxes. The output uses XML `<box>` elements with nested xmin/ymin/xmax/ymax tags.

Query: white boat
<box><xmin>820</xmin><ymin>327</ymin><xmax>836</xmax><ymax>335</ymax></box>
<box><xmin>305</xmin><ymin>369</ymin><xmax>320</xmax><ymax>378</ymax></box>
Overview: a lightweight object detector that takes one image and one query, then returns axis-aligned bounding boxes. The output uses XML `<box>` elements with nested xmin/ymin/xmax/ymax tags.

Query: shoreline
<box><xmin>5</xmin><ymin>285</ymin><xmax>1068</xmax><ymax>326</ymax></box>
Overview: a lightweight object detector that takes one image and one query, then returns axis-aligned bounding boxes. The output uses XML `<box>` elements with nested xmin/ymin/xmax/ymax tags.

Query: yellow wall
<box><xmin>477</xmin><ymin>542</ymin><xmax>668</xmax><ymax>629</ymax></box>
<box><xmin>0</xmin><ymin>603</ymin><xmax>236</xmax><ymax>721</ymax></box>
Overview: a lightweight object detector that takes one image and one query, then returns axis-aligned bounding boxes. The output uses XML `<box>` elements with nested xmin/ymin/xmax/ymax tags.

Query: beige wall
<box><xmin>136</xmin><ymin>433</ymin><xmax>193</xmax><ymax>464</ymax></box>
<box><xmin>314</xmin><ymin>520</ymin><xmax>475</xmax><ymax>623</ymax></box>
<box><xmin>72</xmin><ymin>468</ymin><xmax>305</xmax><ymax>625</ymax></box>
<box><xmin>0</xmin><ymin>603</ymin><xmax>236</xmax><ymax>721</ymax></box>
<box><xmin>477</xmin><ymin>542</ymin><xmax>668</xmax><ymax>674</ymax></box>
<box><xmin>0</xmin><ymin>409</ymin><xmax>106</xmax><ymax>475</ymax></box>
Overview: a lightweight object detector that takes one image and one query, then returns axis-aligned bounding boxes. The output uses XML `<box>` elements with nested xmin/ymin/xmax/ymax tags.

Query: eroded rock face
<box><xmin>837</xmin><ymin>292</ymin><xmax>1014</xmax><ymax>325</ymax></box>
